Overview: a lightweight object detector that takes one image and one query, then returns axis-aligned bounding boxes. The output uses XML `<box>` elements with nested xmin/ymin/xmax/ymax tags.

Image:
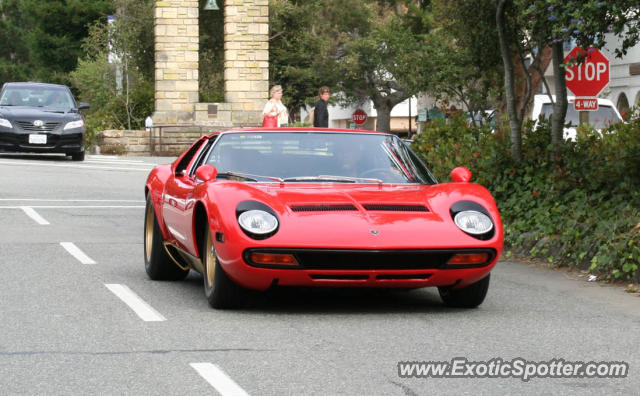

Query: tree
<box><xmin>268</xmin><ymin>0</ymin><xmax>434</xmax><ymax>132</ymax></box>
<box><xmin>2</xmin><ymin>0</ymin><xmax>114</xmax><ymax>83</ymax></box>
<box><xmin>322</xmin><ymin>0</ymin><xmax>432</xmax><ymax>132</ymax></box>
<box><xmin>70</xmin><ymin>0</ymin><xmax>154</xmax><ymax>131</ymax></box>
<box><xmin>336</xmin><ymin>11</ymin><xmax>429</xmax><ymax>132</ymax></box>
<box><xmin>0</xmin><ymin>0</ymin><xmax>32</xmax><ymax>83</ymax></box>
<box><xmin>269</xmin><ymin>0</ymin><xmax>334</xmax><ymax>121</ymax></box>
<box><xmin>425</xmin><ymin>0</ymin><xmax>503</xmax><ymax>128</ymax></box>
<box><xmin>199</xmin><ymin>0</ymin><xmax>225</xmax><ymax>103</ymax></box>
<box><xmin>515</xmin><ymin>0</ymin><xmax>640</xmax><ymax>147</ymax></box>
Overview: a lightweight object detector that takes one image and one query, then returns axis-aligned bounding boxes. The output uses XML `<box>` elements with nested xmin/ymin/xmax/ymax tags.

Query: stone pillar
<box><xmin>153</xmin><ymin>1</ymin><xmax>199</xmax><ymax>124</ymax></box>
<box><xmin>224</xmin><ymin>0</ymin><xmax>269</xmax><ymax>125</ymax></box>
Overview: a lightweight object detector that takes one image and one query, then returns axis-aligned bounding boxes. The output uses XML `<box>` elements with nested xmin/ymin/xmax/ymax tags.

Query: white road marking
<box><xmin>105</xmin><ymin>284</ymin><xmax>166</xmax><ymax>322</ymax></box>
<box><xmin>0</xmin><ymin>205</ymin><xmax>144</xmax><ymax>209</ymax></box>
<box><xmin>60</xmin><ymin>242</ymin><xmax>96</xmax><ymax>265</ymax></box>
<box><xmin>87</xmin><ymin>155</ymin><xmax>119</xmax><ymax>159</ymax></box>
<box><xmin>20</xmin><ymin>206</ymin><xmax>49</xmax><ymax>225</ymax></box>
<box><xmin>190</xmin><ymin>363</ymin><xmax>250</xmax><ymax>396</ymax></box>
<box><xmin>86</xmin><ymin>159</ymin><xmax>149</xmax><ymax>165</ymax></box>
<box><xmin>0</xmin><ymin>161</ymin><xmax>152</xmax><ymax>172</ymax></box>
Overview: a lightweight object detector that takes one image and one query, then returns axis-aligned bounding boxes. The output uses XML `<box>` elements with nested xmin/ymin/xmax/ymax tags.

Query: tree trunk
<box><xmin>551</xmin><ymin>40</ymin><xmax>567</xmax><ymax>146</ymax></box>
<box><xmin>375</xmin><ymin>102</ymin><xmax>393</xmax><ymax>133</ymax></box>
<box><xmin>496</xmin><ymin>0</ymin><xmax>521</xmax><ymax>161</ymax></box>
<box><xmin>371</xmin><ymin>89</ymin><xmax>406</xmax><ymax>133</ymax></box>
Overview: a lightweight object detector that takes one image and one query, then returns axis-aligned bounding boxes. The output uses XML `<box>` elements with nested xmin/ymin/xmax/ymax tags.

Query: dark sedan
<box><xmin>0</xmin><ymin>82</ymin><xmax>89</xmax><ymax>161</ymax></box>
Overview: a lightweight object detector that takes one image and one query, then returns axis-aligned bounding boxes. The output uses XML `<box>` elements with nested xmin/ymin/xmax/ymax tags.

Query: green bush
<box><xmin>411</xmin><ymin>112</ymin><xmax>640</xmax><ymax>281</ymax></box>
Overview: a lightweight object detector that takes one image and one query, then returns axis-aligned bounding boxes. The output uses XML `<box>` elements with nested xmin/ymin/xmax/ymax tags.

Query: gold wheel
<box><xmin>205</xmin><ymin>231</ymin><xmax>216</xmax><ymax>287</ymax></box>
<box><xmin>145</xmin><ymin>201</ymin><xmax>154</xmax><ymax>261</ymax></box>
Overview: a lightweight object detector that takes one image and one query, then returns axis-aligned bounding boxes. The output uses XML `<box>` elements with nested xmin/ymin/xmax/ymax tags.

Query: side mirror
<box><xmin>78</xmin><ymin>102</ymin><xmax>90</xmax><ymax>110</ymax></box>
<box><xmin>451</xmin><ymin>166</ymin><xmax>472</xmax><ymax>183</ymax></box>
<box><xmin>195</xmin><ymin>164</ymin><xmax>218</xmax><ymax>182</ymax></box>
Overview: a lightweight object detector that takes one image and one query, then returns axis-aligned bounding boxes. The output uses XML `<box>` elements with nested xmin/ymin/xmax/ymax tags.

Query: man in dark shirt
<box><xmin>313</xmin><ymin>86</ymin><xmax>330</xmax><ymax>128</ymax></box>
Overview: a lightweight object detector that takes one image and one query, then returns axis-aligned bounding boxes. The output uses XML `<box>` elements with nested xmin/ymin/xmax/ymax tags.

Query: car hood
<box><xmin>203</xmin><ymin>182</ymin><xmax>503</xmax><ymax>250</ymax></box>
<box><xmin>0</xmin><ymin>106</ymin><xmax>79</xmax><ymax>121</ymax></box>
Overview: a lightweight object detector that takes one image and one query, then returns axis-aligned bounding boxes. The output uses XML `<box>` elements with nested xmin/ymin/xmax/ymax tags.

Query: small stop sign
<box><xmin>352</xmin><ymin>109</ymin><xmax>367</xmax><ymax>125</ymax></box>
<box><xmin>564</xmin><ymin>47</ymin><xmax>609</xmax><ymax>97</ymax></box>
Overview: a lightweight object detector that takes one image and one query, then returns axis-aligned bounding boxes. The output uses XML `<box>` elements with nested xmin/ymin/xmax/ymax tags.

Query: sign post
<box><xmin>564</xmin><ymin>47</ymin><xmax>609</xmax><ymax>111</ymax></box>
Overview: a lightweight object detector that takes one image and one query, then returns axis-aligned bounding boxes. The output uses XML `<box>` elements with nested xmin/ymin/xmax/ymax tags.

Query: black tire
<box><xmin>438</xmin><ymin>274</ymin><xmax>490</xmax><ymax>308</ymax></box>
<box><xmin>201</xmin><ymin>225</ymin><xmax>247</xmax><ymax>309</ymax></box>
<box><xmin>144</xmin><ymin>195</ymin><xmax>189</xmax><ymax>280</ymax></box>
<box><xmin>71</xmin><ymin>151</ymin><xmax>85</xmax><ymax>161</ymax></box>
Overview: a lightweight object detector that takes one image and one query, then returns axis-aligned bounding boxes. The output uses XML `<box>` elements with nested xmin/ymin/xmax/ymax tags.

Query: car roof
<box><xmin>2</xmin><ymin>82</ymin><xmax>70</xmax><ymax>90</ymax></box>
<box><xmin>209</xmin><ymin>127</ymin><xmax>388</xmax><ymax>138</ymax></box>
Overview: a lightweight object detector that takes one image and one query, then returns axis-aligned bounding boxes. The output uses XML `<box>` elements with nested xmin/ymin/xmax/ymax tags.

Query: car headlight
<box><xmin>238</xmin><ymin>210</ymin><xmax>278</xmax><ymax>235</ymax></box>
<box><xmin>0</xmin><ymin>118</ymin><xmax>12</xmax><ymax>129</ymax></box>
<box><xmin>454</xmin><ymin>210</ymin><xmax>494</xmax><ymax>235</ymax></box>
<box><xmin>64</xmin><ymin>120</ymin><xmax>84</xmax><ymax>130</ymax></box>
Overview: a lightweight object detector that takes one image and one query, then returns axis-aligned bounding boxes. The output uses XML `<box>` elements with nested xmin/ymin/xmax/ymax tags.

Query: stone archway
<box><xmin>152</xmin><ymin>0</ymin><xmax>269</xmax><ymax>128</ymax></box>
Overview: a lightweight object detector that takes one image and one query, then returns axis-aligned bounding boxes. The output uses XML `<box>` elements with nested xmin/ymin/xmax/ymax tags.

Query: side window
<box><xmin>189</xmin><ymin>135</ymin><xmax>218</xmax><ymax>177</ymax></box>
<box><xmin>175</xmin><ymin>139</ymin><xmax>206</xmax><ymax>177</ymax></box>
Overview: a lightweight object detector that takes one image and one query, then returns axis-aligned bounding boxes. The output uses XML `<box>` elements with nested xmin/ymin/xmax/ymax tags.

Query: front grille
<box><xmin>16</xmin><ymin>121</ymin><xmax>61</xmax><ymax>132</ymax></box>
<box><xmin>290</xmin><ymin>204</ymin><xmax>357</xmax><ymax>212</ymax></box>
<box><xmin>245</xmin><ymin>248</ymin><xmax>496</xmax><ymax>270</ymax></box>
<box><xmin>363</xmin><ymin>204</ymin><xmax>429</xmax><ymax>212</ymax></box>
<box><xmin>296</xmin><ymin>250</ymin><xmax>451</xmax><ymax>269</ymax></box>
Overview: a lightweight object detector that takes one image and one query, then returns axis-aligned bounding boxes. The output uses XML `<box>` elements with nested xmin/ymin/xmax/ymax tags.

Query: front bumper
<box><xmin>0</xmin><ymin>130</ymin><xmax>84</xmax><ymax>153</ymax></box>
<box><xmin>219</xmin><ymin>247</ymin><xmax>499</xmax><ymax>291</ymax></box>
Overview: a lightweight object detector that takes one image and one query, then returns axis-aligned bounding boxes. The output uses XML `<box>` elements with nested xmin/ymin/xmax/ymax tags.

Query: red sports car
<box><xmin>144</xmin><ymin>128</ymin><xmax>503</xmax><ymax>309</ymax></box>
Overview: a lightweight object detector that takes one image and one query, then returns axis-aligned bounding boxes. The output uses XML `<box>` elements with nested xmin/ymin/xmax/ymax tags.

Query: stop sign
<box><xmin>564</xmin><ymin>47</ymin><xmax>609</xmax><ymax>97</ymax></box>
<box><xmin>352</xmin><ymin>109</ymin><xmax>367</xmax><ymax>125</ymax></box>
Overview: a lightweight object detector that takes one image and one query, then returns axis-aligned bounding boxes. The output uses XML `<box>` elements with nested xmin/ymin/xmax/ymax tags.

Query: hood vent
<box><xmin>290</xmin><ymin>204</ymin><xmax>357</xmax><ymax>212</ymax></box>
<box><xmin>363</xmin><ymin>204</ymin><xmax>429</xmax><ymax>212</ymax></box>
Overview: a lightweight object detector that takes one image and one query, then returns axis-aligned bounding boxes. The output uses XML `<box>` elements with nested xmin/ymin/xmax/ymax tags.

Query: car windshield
<box><xmin>205</xmin><ymin>132</ymin><xmax>436</xmax><ymax>184</ymax></box>
<box><xmin>0</xmin><ymin>86</ymin><xmax>75</xmax><ymax>111</ymax></box>
<box><xmin>541</xmin><ymin>103</ymin><xmax>620</xmax><ymax>130</ymax></box>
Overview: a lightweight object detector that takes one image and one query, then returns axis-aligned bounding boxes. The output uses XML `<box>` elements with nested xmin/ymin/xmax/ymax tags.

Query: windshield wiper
<box><xmin>217</xmin><ymin>171</ymin><xmax>283</xmax><ymax>183</ymax></box>
<box><xmin>283</xmin><ymin>175</ymin><xmax>382</xmax><ymax>184</ymax></box>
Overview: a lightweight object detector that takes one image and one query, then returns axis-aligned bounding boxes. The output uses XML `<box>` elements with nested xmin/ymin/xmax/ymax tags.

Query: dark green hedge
<box><xmin>411</xmin><ymin>112</ymin><xmax>640</xmax><ymax>280</ymax></box>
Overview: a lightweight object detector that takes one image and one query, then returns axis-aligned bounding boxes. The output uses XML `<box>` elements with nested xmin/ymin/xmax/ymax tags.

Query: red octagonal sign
<box><xmin>352</xmin><ymin>109</ymin><xmax>367</xmax><ymax>125</ymax></box>
<box><xmin>564</xmin><ymin>47</ymin><xmax>609</xmax><ymax>97</ymax></box>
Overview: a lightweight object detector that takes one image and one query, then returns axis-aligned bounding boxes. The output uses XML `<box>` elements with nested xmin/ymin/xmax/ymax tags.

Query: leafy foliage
<box><xmin>412</xmin><ymin>114</ymin><xmax>640</xmax><ymax>281</ymax></box>
<box><xmin>70</xmin><ymin>0</ymin><xmax>154</xmax><ymax>142</ymax></box>
<box><xmin>199</xmin><ymin>0</ymin><xmax>225</xmax><ymax>103</ymax></box>
<box><xmin>0</xmin><ymin>0</ymin><xmax>113</xmax><ymax>85</ymax></box>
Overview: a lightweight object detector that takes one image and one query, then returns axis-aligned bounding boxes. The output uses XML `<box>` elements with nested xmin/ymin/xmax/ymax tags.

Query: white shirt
<box><xmin>263</xmin><ymin>99</ymin><xmax>288</xmax><ymax>126</ymax></box>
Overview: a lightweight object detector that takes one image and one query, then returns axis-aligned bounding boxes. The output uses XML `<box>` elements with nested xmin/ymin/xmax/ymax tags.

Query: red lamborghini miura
<box><xmin>144</xmin><ymin>128</ymin><xmax>503</xmax><ymax>309</ymax></box>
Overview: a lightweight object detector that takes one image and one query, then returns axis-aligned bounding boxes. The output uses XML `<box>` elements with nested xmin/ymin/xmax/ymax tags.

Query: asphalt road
<box><xmin>1</xmin><ymin>152</ymin><xmax>639</xmax><ymax>395</ymax></box>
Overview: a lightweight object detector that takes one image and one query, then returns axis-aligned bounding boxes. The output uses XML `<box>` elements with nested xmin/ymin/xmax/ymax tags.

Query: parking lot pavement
<box><xmin>1</xmin><ymin>154</ymin><xmax>640</xmax><ymax>395</ymax></box>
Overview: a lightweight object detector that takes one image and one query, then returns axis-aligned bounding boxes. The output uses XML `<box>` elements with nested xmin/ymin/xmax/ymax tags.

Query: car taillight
<box><xmin>250</xmin><ymin>253</ymin><xmax>298</xmax><ymax>266</ymax></box>
<box><xmin>447</xmin><ymin>253</ymin><xmax>490</xmax><ymax>266</ymax></box>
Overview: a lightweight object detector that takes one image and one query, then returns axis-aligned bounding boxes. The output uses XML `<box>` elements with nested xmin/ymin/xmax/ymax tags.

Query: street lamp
<box><xmin>203</xmin><ymin>0</ymin><xmax>219</xmax><ymax>11</ymax></box>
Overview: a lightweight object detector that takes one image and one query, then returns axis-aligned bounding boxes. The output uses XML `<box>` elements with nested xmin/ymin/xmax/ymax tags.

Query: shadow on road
<box><xmin>179</xmin><ymin>273</ymin><xmax>469</xmax><ymax>315</ymax></box>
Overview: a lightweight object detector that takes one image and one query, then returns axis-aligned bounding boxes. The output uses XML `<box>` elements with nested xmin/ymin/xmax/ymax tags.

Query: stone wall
<box><xmin>223</xmin><ymin>0</ymin><xmax>269</xmax><ymax>125</ymax></box>
<box><xmin>100</xmin><ymin>127</ymin><xmax>214</xmax><ymax>156</ymax></box>
<box><xmin>153</xmin><ymin>0</ymin><xmax>200</xmax><ymax>124</ymax></box>
<box><xmin>152</xmin><ymin>1</ymin><xmax>270</xmax><ymax>128</ymax></box>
